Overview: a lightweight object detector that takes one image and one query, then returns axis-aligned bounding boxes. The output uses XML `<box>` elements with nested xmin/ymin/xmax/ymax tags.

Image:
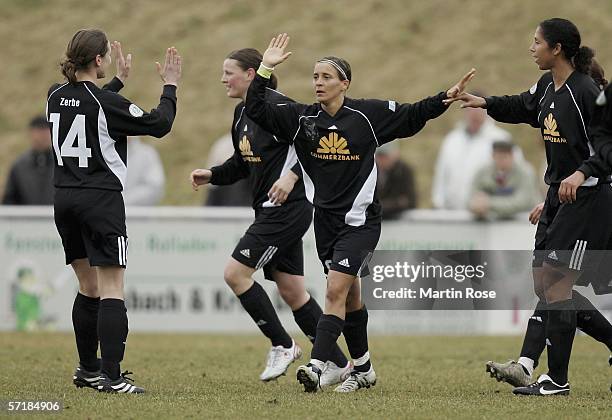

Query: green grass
<box><xmin>0</xmin><ymin>333</ymin><xmax>609</xmax><ymax>419</ymax></box>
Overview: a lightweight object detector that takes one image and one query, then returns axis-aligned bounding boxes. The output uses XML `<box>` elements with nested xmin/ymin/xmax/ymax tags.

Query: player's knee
<box><xmin>278</xmin><ymin>286</ymin><xmax>299</xmax><ymax>307</ymax></box>
<box><xmin>223</xmin><ymin>264</ymin><xmax>248</xmax><ymax>292</ymax></box>
<box><xmin>325</xmin><ymin>284</ymin><xmax>348</xmax><ymax>306</ymax></box>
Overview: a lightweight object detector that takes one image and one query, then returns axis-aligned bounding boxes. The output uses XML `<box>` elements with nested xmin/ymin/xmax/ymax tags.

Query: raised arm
<box><xmin>364</xmin><ymin>69</ymin><xmax>476</xmax><ymax>144</ymax></box>
<box><xmin>444</xmin><ymin>78</ymin><xmax>544</xmax><ymax>127</ymax></box>
<box><xmin>245</xmin><ymin>34</ymin><xmax>303</xmax><ymax>142</ymax></box>
<box><xmin>102</xmin><ymin>41</ymin><xmax>132</xmax><ymax>92</ymax></box>
<box><xmin>103</xmin><ymin>47</ymin><xmax>181</xmax><ymax>139</ymax></box>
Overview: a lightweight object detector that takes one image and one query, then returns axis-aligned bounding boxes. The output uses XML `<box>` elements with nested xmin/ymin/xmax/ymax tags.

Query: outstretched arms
<box><xmin>245</xmin><ymin>34</ymin><xmax>304</xmax><ymax>142</ymax></box>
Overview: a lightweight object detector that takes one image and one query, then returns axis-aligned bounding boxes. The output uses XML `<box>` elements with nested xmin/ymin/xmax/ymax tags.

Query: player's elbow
<box><xmin>150</xmin><ymin>118</ymin><xmax>174</xmax><ymax>138</ymax></box>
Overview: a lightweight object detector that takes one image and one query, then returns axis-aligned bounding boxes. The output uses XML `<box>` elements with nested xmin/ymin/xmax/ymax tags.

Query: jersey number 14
<box><xmin>49</xmin><ymin>113</ymin><xmax>92</xmax><ymax>168</ymax></box>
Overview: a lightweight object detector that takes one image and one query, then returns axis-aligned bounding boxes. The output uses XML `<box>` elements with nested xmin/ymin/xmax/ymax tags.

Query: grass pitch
<box><xmin>0</xmin><ymin>333</ymin><xmax>609</xmax><ymax>419</ymax></box>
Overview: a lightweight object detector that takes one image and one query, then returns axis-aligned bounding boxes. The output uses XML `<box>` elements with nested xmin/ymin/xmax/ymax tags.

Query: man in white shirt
<box><xmin>124</xmin><ymin>137</ymin><xmax>165</xmax><ymax>205</ymax></box>
<box><xmin>432</xmin><ymin>97</ymin><xmax>518</xmax><ymax>210</ymax></box>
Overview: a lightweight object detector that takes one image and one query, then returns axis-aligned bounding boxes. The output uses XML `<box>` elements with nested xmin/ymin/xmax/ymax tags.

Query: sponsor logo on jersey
<box><xmin>388</xmin><ymin>100</ymin><xmax>396</xmax><ymax>112</ymax></box>
<box><xmin>549</xmin><ymin>102</ymin><xmax>555</xmax><ymax>109</ymax></box>
<box><xmin>129</xmin><ymin>104</ymin><xmax>144</xmax><ymax>117</ymax></box>
<box><xmin>529</xmin><ymin>83</ymin><xmax>537</xmax><ymax>95</ymax></box>
<box><xmin>239</xmin><ymin>135</ymin><xmax>262</xmax><ymax>162</ymax></box>
<box><xmin>542</xmin><ymin>113</ymin><xmax>567</xmax><ymax>143</ymax></box>
<box><xmin>311</xmin><ymin>132</ymin><xmax>360</xmax><ymax>161</ymax></box>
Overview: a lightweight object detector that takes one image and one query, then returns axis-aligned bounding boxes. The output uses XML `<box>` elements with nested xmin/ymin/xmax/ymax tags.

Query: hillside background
<box><xmin>1</xmin><ymin>0</ymin><xmax>611</xmax><ymax>206</ymax></box>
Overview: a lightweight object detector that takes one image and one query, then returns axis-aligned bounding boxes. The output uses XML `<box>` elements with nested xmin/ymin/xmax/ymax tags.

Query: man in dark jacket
<box><xmin>375</xmin><ymin>142</ymin><xmax>417</xmax><ymax>220</ymax></box>
<box><xmin>2</xmin><ymin>116</ymin><xmax>54</xmax><ymax>205</ymax></box>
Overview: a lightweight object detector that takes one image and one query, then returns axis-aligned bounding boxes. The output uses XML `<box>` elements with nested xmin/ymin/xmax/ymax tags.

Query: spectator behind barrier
<box><xmin>375</xmin><ymin>142</ymin><xmax>417</xmax><ymax>220</ymax></box>
<box><xmin>204</xmin><ymin>133</ymin><xmax>251</xmax><ymax>207</ymax></box>
<box><xmin>124</xmin><ymin>137</ymin><xmax>165</xmax><ymax>206</ymax></box>
<box><xmin>468</xmin><ymin>141</ymin><xmax>540</xmax><ymax>221</ymax></box>
<box><xmin>432</xmin><ymin>91</ymin><xmax>523</xmax><ymax>209</ymax></box>
<box><xmin>2</xmin><ymin>115</ymin><xmax>54</xmax><ymax>205</ymax></box>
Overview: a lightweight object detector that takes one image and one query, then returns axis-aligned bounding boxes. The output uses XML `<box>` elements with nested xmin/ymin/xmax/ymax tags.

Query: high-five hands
<box><xmin>111</xmin><ymin>41</ymin><xmax>131</xmax><ymax>83</ymax></box>
<box><xmin>157</xmin><ymin>47</ymin><xmax>182</xmax><ymax>86</ymax></box>
<box><xmin>262</xmin><ymin>33</ymin><xmax>292</xmax><ymax>69</ymax></box>
<box><xmin>445</xmin><ymin>68</ymin><xmax>476</xmax><ymax>101</ymax></box>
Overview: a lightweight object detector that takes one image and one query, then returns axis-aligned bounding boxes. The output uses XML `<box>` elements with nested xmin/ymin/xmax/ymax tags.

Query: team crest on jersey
<box><xmin>239</xmin><ymin>135</ymin><xmax>261</xmax><ymax>162</ymax></box>
<box><xmin>311</xmin><ymin>132</ymin><xmax>360</xmax><ymax>161</ymax></box>
<box><xmin>303</xmin><ymin>118</ymin><xmax>319</xmax><ymax>142</ymax></box>
<box><xmin>542</xmin><ymin>113</ymin><xmax>566</xmax><ymax>143</ymax></box>
<box><xmin>129</xmin><ymin>104</ymin><xmax>144</xmax><ymax>117</ymax></box>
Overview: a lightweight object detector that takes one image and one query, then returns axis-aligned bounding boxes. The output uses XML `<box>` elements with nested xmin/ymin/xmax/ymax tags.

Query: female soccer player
<box><xmin>446</xmin><ymin>18</ymin><xmax>612</xmax><ymax>396</ymax></box>
<box><xmin>244</xmin><ymin>33</ymin><xmax>475</xmax><ymax>392</ymax></box>
<box><xmin>47</xmin><ymin>28</ymin><xmax>181</xmax><ymax>394</ymax></box>
<box><xmin>190</xmin><ymin>48</ymin><xmax>350</xmax><ymax>386</ymax></box>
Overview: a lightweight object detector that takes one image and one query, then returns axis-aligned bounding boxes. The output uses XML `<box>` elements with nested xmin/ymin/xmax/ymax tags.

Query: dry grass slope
<box><xmin>1</xmin><ymin>0</ymin><xmax>611</xmax><ymax>205</ymax></box>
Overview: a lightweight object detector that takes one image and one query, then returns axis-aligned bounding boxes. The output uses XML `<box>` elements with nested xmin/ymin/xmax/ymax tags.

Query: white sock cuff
<box><xmin>518</xmin><ymin>357</ymin><xmax>534</xmax><ymax>375</ymax></box>
<box><xmin>310</xmin><ymin>359</ymin><xmax>325</xmax><ymax>371</ymax></box>
<box><xmin>353</xmin><ymin>351</ymin><xmax>370</xmax><ymax>367</ymax></box>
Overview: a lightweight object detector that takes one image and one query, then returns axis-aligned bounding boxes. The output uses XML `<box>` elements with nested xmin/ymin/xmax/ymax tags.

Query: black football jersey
<box><xmin>485</xmin><ymin>71</ymin><xmax>610</xmax><ymax>185</ymax></box>
<box><xmin>246</xmin><ymin>73</ymin><xmax>448</xmax><ymax>226</ymax></box>
<box><xmin>46</xmin><ymin>78</ymin><xmax>177</xmax><ymax>191</ymax></box>
<box><xmin>210</xmin><ymin>87</ymin><xmax>305</xmax><ymax>209</ymax></box>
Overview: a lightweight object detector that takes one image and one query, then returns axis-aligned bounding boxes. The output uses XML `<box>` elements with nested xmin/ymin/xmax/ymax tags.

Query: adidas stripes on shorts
<box><xmin>313</xmin><ymin>207</ymin><xmax>381</xmax><ymax>277</ymax></box>
<box><xmin>533</xmin><ymin>183</ymin><xmax>612</xmax><ymax>283</ymax></box>
<box><xmin>231</xmin><ymin>200</ymin><xmax>312</xmax><ymax>280</ymax></box>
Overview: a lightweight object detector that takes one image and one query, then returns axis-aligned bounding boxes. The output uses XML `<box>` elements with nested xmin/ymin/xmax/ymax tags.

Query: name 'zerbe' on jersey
<box><xmin>209</xmin><ymin>87</ymin><xmax>306</xmax><ymax>209</ymax></box>
<box><xmin>46</xmin><ymin>78</ymin><xmax>177</xmax><ymax>191</ymax></box>
<box><xmin>246</xmin><ymin>73</ymin><xmax>449</xmax><ymax>226</ymax></box>
<box><xmin>486</xmin><ymin>71</ymin><xmax>611</xmax><ymax>186</ymax></box>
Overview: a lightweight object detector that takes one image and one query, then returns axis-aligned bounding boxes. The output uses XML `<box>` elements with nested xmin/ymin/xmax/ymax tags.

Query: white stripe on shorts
<box><xmin>118</xmin><ymin>237</ymin><xmax>123</xmax><ymax>265</ymax></box>
<box><xmin>569</xmin><ymin>240</ymin><xmax>587</xmax><ymax>270</ymax></box>
<box><xmin>255</xmin><ymin>246</ymin><xmax>278</xmax><ymax>270</ymax></box>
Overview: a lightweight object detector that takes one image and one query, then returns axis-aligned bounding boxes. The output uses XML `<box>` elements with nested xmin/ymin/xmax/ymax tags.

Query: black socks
<box><xmin>238</xmin><ymin>282</ymin><xmax>292</xmax><ymax>348</ymax></box>
<box><xmin>311</xmin><ymin>314</ymin><xmax>344</xmax><ymax>363</ymax></box>
<box><xmin>545</xmin><ymin>299</ymin><xmax>576</xmax><ymax>385</ymax></box>
<box><xmin>98</xmin><ymin>298</ymin><xmax>128</xmax><ymax>380</ymax></box>
<box><xmin>574</xmin><ymin>290</ymin><xmax>612</xmax><ymax>352</ymax></box>
<box><xmin>519</xmin><ymin>299</ymin><xmax>547</xmax><ymax>370</ymax></box>
<box><xmin>344</xmin><ymin>306</ymin><xmax>371</xmax><ymax>372</ymax></box>
<box><xmin>72</xmin><ymin>293</ymin><xmax>100</xmax><ymax>372</ymax></box>
<box><xmin>293</xmin><ymin>297</ymin><xmax>348</xmax><ymax>367</ymax></box>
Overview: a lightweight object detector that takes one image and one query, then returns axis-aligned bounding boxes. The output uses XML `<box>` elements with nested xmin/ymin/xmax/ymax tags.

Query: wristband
<box><xmin>257</xmin><ymin>63</ymin><xmax>274</xmax><ymax>79</ymax></box>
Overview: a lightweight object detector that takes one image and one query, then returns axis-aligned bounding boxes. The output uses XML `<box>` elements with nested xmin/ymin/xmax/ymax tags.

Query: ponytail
<box><xmin>574</xmin><ymin>46</ymin><xmax>594</xmax><ymax>75</ymax></box>
<box><xmin>60</xmin><ymin>59</ymin><xmax>78</xmax><ymax>84</ymax></box>
<box><xmin>587</xmin><ymin>56</ymin><xmax>608</xmax><ymax>89</ymax></box>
